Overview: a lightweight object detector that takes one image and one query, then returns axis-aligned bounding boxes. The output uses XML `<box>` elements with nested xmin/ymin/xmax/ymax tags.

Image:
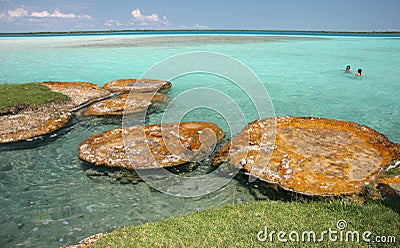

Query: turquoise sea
<box><xmin>0</xmin><ymin>32</ymin><xmax>399</xmax><ymax>247</ymax></box>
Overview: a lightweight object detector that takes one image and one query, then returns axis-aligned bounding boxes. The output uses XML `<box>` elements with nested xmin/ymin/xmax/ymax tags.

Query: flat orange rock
<box><xmin>39</xmin><ymin>81</ymin><xmax>111</xmax><ymax>109</ymax></box>
<box><xmin>212</xmin><ymin>116</ymin><xmax>400</xmax><ymax>196</ymax></box>
<box><xmin>0</xmin><ymin>82</ymin><xmax>110</xmax><ymax>144</ymax></box>
<box><xmin>63</xmin><ymin>233</ymin><xmax>105</xmax><ymax>248</ymax></box>
<box><xmin>79</xmin><ymin>122</ymin><xmax>225</xmax><ymax>169</ymax></box>
<box><xmin>82</xmin><ymin>93</ymin><xmax>170</xmax><ymax>116</ymax></box>
<box><xmin>0</xmin><ymin>106</ymin><xmax>71</xmax><ymax>143</ymax></box>
<box><xmin>103</xmin><ymin>79</ymin><xmax>172</xmax><ymax>93</ymax></box>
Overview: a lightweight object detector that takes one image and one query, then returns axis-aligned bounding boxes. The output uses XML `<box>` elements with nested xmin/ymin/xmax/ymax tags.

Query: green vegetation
<box><xmin>91</xmin><ymin>199</ymin><xmax>399</xmax><ymax>248</ymax></box>
<box><xmin>0</xmin><ymin>83</ymin><xmax>69</xmax><ymax>115</ymax></box>
<box><xmin>379</xmin><ymin>162</ymin><xmax>400</xmax><ymax>178</ymax></box>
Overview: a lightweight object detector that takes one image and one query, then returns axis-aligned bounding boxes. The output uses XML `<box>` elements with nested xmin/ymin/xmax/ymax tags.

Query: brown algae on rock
<box><xmin>103</xmin><ymin>79</ymin><xmax>172</xmax><ymax>93</ymax></box>
<box><xmin>39</xmin><ymin>81</ymin><xmax>111</xmax><ymax>109</ymax></box>
<box><xmin>212</xmin><ymin>116</ymin><xmax>400</xmax><ymax>196</ymax></box>
<box><xmin>79</xmin><ymin>122</ymin><xmax>225</xmax><ymax>170</ymax></box>
<box><xmin>82</xmin><ymin>93</ymin><xmax>170</xmax><ymax>116</ymax></box>
<box><xmin>0</xmin><ymin>82</ymin><xmax>111</xmax><ymax>143</ymax></box>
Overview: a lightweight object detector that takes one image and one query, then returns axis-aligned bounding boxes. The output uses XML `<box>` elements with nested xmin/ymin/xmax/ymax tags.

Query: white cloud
<box><xmin>36</xmin><ymin>9</ymin><xmax>92</xmax><ymax>19</ymax></box>
<box><xmin>129</xmin><ymin>8</ymin><xmax>169</xmax><ymax>29</ymax></box>
<box><xmin>131</xmin><ymin>9</ymin><xmax>159</xmax><ymax>22</ymax></box>
<box><xmin>31</xmin><ymin>10</ymin><xmax>50</xmax><ymax>18</ymax></box>
<box><xmin>80</xmin><ymin>14</ymin><xmax>92</xmax><ymax>20</ymax></box>
<box><xmin>161</xmin><ymin>16</ymin><xmax>169</xmax><ymax>26</ymax></box>
<box><xmin>8</xmin><ymin>7</ymin><xmax>91</xmax><ymax>19</ymax></box>
<box><xmin>51</xmin><ymin>9</ymin><xmax>76</xmax><ymax>18</ymax></box>
<box><xmin>194</xmin><ymin>24</ymin><xmax>208</xmax><ymax>29</ymax></box>
<box><xmin>8</xmin><ymin>7</ymin><xmax>28</xmax><ymax>17</ymax></box>
<box><xmin>104</xmin><ymin>19</ymin><xmax>124</xmax><ymax>27</ymax></box>
<box><xmin>175</xmin><ymin>24</ymin><xmax>209</xmax><ymax>30</ymax></box>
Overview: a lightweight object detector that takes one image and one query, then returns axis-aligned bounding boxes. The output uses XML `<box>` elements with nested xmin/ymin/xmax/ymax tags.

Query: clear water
<box><xmin>0</xmin><ymin>33</ymin><xmax>399</xmax><ymax>247</ymax></box>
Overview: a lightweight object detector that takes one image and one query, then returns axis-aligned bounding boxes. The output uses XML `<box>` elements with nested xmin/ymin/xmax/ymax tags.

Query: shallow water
<box><xmin>0</xmin><ymin>33</ymin><xmax>399</xmax><ymax>247</ymax></box>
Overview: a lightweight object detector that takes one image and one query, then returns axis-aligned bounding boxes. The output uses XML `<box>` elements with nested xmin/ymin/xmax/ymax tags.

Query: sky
<box><xmin>0</xmin><ymin>0</ymin><xmax>399</xmax><ymax>33</ymax></box>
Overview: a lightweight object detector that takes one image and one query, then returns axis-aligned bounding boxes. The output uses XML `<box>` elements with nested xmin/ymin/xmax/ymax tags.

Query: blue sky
<box><xmin>0</xmin><ymin>0</ymin><xmax>399</xmax><ymax>32</ymax></box>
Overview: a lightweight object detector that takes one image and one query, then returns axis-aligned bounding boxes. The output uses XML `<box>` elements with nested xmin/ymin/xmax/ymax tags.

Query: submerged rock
<box><xmin>212</xmin><ymin>116</ymin><xmax>400</xmax><ymax>196</ymax></box>
<box><xmin>82</xmin><ymin>93</ymin><xmax>170</xmax><ymax>116</ymax></box>
<box><xmin>103</xmin><ymin>79</ymin><xmax>172</xmax><ymax>93</ymax></box>
<box><xmin>79</xmin><ymin>122</ymin><xmax>225</xmax><ymax>170</ymax></box>
<box><xmin>39</xmin><ymin>81</ymin><xmax>111</xmax><ymax>109</ymax></box>
<box><xmin>85</xmin><ymin>167</ymin><xmax>143</xmax><ymax>184</ymax></box>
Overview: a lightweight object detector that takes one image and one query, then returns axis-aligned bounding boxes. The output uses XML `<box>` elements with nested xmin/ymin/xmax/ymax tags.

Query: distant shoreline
<box><xmin>1</xmin><ymin>29</ymin><xmax>400</xmax><ymax>37</ymax></box>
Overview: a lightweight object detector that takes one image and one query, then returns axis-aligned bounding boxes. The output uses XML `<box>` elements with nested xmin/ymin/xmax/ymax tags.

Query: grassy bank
<box><xmin>0</xmin><ymin>83</ymin><xmax>69</xmax><ymax>115</ymax></box>
<box><xmin>91</xmin><ymin>199</ymin><xmax>399</xmax><ymax>247</ymax></box>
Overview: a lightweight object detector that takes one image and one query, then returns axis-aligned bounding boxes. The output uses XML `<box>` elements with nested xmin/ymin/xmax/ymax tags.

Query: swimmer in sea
<box><xmin>355</xmin><ymin>68</ymin><xmax>363</xmax><ymax>77</ymax></box>
<box><xmin>345</xmin><ymin>65</ymin><xmax>351</xmax><ymax>72</ymax></box>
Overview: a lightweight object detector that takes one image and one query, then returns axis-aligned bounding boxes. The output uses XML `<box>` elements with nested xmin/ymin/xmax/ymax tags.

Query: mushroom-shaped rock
<box><xmin>0</xmin><ymin>82</ymin><xmax>110</xmax><ymax>144</ymax></box>
<box><xmin>79</xmin><ymin>122</ymin><xmax>225</xmax><ymax>170</ymax></box>
<box><xmin>82</xmin><ymin>93</ymin><xmax>170</xmax><ymax>116</ymax></box>
<box><xmin>0</xmin><ymin>108</ymin><xmax>71</xmax><ymax>143</ymax></box>
<box><xmin>212</xmin><ymin>116</ymin><xmax>400</xmax><ymax>196</ymax></box>
<box><xmin>103</xmin><ymin>79</ymin><xmax>172</xmax><ymax>93</ymax></box>
<box><xmin>39</xmin><ymin>82</ymin><xmax>111</xmax><ymax>109</ymax></box>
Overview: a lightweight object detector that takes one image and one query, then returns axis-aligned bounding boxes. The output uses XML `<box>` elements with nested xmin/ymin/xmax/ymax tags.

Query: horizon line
<box><xmin>1</xmin><ymin>29</ymin><xmax>400</xmax><ymax>36</ymax></box>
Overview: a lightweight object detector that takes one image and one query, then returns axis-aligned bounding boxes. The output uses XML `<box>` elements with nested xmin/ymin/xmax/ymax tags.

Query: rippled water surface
<box><xmin>0</xmin><ymin>33</ymin><xmax>399</xmax><ymax>247</ymax></box>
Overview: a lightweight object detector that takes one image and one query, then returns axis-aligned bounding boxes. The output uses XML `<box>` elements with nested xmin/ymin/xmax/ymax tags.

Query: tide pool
<box><xmin>0</xmin><ymin>33</ymin><xmax>399</xmax><ymax>247</ymax></box>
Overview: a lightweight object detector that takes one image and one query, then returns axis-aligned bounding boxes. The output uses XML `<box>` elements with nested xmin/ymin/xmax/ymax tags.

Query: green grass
<box><xmin>0</xmin><ymin>83</ymin><xmax>69</xmax><ymax>115</ymax></box>
<box><xmin>91</xmin><ymin>199</ymin><xmax>399</xmax><ymax>247</ymax></box>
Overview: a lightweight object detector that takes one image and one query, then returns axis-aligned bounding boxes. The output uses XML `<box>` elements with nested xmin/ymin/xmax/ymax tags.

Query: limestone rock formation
<box><xmin>212</xmin><ymin>116</ymin><xmax>400</xmax><ymax>196</ymax></box>
<box><xmin>0</xmin><ymin>82</ymin><xmax>110</xmax><ymax>143</ymax></box>
<box><xmin>64</xmin><ymin>233</ymin><xmax>105</xmax><ymax>248</ymax></box>
<box><xmin>103</xmin><ymin>79</ymin><xmax>172</xmax><ymax>93</ymax></box>
<box><xmin>0</xmin><ymin>106</ymin><xmax>71</xmax><ymax>143</ymax></box>
<box><xmin>39</xmin><ymin>81</ymin><xmax>111</xmax><ymax>109</ymax></box>
<box><xmin>82</xmin><ymin>93</ymin><xmax>170</xmax><ymax>116</ymax></box>
<box><xmin>79</xmin><ymin>122</ymin><xmax>225</xmax><ymax>170</ymax></box>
